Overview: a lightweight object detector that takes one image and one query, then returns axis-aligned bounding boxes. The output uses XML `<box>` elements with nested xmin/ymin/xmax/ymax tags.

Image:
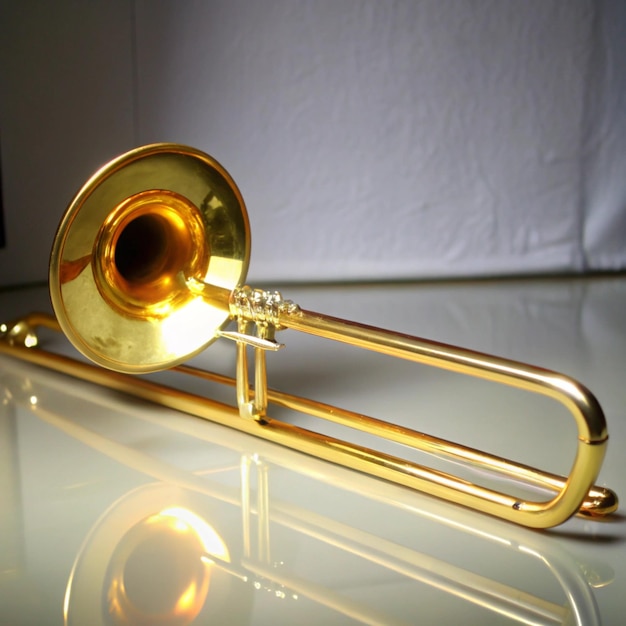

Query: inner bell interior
<box><xmin>114</xmin><ymin>213</ymin><xmax>171</xmax><ymax>284</ymax></box>
<box><xmin>94</xmin><ymin>189</ymin><xmax>210</xmax><ymax>318</ymax></box>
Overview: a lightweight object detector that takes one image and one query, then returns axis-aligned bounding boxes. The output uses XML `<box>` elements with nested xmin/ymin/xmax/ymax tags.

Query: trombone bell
<box><xmin>49</xmin><ymin>145</ymin><xmax>249</xmax><ymax>373</ymax></box>
<box><xmin>2</xmin><ymin>143</ymin><xmax>617</xmax><ymax>529</ymax></box>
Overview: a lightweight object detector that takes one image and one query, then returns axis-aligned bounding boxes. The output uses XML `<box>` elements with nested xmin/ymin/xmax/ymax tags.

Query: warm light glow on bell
<box><xmin>78</xmin><ymin>504</ymin><xmax>233</xmax><ymax>626</ymax></box>
<box><xmin>173</xmin><ymin>580</ymin><xmax>200</xmax><ymax>615</ymax></box>
<box><xmin>158</xmin><ymin>298</ymin><xmax>218</xmax><ymax>360</ymax></box>
<box><xmin>159</xmin><ymin>507</ymin><xmax>230</xmax><ymax>562</ymax></box>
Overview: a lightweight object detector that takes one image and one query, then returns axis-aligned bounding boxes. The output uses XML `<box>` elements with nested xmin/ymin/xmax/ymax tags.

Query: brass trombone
<box><xmin>0</xmin><ymin>143</ymin><xmax>618</xmax><ymax>528</ymax></box>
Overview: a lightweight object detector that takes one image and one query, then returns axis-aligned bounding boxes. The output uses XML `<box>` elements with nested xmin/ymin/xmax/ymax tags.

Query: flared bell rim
<box><xmin>49</xmin><ymin>143</ymin><xmax>251</xmax><ymax>373</ymax></box>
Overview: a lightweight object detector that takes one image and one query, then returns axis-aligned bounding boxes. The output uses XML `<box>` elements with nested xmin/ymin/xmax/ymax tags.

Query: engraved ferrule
<box><xmin>230</xmin><ymin>286</ymin><xmax>300</xmax><ymax>328</ymax></box>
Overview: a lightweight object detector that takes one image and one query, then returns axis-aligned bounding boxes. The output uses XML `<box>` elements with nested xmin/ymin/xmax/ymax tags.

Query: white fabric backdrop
<box><xmin>1</xmin><ymin>0</ymin><xmax>624</xmax><ymax>287</ymax></box>
<box><xmin>133</xmin><ymin>0</ymin><xmax>626</xmax><ymax>282</ymax></box>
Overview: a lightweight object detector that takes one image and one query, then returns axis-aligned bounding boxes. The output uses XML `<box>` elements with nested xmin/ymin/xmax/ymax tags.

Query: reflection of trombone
<box><xmin>0</xmin><ymin>366</ymin><xmax>610</xmax><ymax>626</ymax></box>
<box><xmin>0</xmin><ymin>143</ymin><xmax>618</xmax><ymax>527</ymax></box>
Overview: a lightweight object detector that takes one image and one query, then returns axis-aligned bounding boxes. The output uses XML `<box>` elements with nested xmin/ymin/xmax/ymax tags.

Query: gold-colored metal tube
<box><xmin>178</xmin><ymin>364</ymin><xmax>615</xmax><ymax>517</ymax></box>
<box><xmin>283</xmin><ymin>309</ymin><xmax>607</xmax><ymax>442</ymax></box>
<box><xmin>276</xmin><ymin>308</ymin><xmax>610</xmax><ymax>527</ymax></box>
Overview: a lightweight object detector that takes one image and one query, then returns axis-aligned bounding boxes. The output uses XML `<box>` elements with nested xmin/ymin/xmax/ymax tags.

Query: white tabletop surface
<box><xmin>1</xmin><ymin>277</ymin><xmax>625</xmax><ymax>625</ymax></box>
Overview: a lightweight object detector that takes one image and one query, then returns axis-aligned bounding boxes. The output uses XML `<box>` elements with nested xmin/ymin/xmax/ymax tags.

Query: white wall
<box><xmin>1</xmin><ymin>0</ymin><xmax>625</xmax><ymax>287</ymax></box>
<box><xmin>582</xmin><ymin>0</ymin><xmax>626</xmax><ymax>271</ymax></box>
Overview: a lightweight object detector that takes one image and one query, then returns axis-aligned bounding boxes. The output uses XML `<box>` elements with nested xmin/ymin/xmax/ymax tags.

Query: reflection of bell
<box><xmin>64</xmin><ymin>485</ymin><xmax>254</xmax><ymax>626</ymax></box>
<box><xmin>104</xmin><ymin>508</ymin><xmax>227</xmax><ymax>626</ymax></box>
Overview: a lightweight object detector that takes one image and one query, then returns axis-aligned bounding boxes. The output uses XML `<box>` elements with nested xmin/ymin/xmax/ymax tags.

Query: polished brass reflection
<box><xmin>103</xmin><ymin>507</ymin><xmax>226</xmax><ymax>626</ymax></box>
<box><xmin>0</xmin><ymin>143</ymin><xmax>618</xmax><ymax>528</ymax></box>
<box><xmin>1</xmin><ymin>366</ymin><xmax>612</xmax><ymax>625</ymax></box>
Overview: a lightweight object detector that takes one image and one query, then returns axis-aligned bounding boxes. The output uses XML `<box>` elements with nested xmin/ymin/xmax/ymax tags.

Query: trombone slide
<box><xmin>0</xmin><ymin>309</ymin><xmax>617</xmax><ymax>529</ymax></box>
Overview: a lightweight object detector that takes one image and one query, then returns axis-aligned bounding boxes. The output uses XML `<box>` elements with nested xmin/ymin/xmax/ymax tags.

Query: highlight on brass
<box><xmin>102</xmin><ymin>507</ymin><xmax>227</xmax><ymax>626</ymax></box>
<box><xmin>0</xmin><ymin>143</ymin><xmax>618</xmax><ymax>528</ymax></box>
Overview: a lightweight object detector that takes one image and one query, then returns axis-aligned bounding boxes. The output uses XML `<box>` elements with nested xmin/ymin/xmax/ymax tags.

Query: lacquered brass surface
<box><xmin>49</xmin><ymin>144</ymin><xmax>249</xmax><ymax>373</ymax></box>
<box><xmin>1</xmin><ymin>143</ymin><xmax>619</xmax><ymax>528</ymax></box>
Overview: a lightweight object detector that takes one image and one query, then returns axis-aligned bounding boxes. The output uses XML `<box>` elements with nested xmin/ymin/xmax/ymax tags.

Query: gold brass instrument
<box><xmin>0</xmin><ymin>143</ymin><xmax>618</xmax><ymax>529</ymax></box>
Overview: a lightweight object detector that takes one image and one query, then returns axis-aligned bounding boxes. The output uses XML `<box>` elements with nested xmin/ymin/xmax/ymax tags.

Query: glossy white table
<box><xmin>1</xmin><ymin>277</ymin><xmax>625</xmax><ymax>625</ymax></box>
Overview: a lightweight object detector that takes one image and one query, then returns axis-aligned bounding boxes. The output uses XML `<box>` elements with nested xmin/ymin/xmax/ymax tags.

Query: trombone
<box><xmin>0</xmin><ymin>143</ymin><xmax>618</xmax><ymax>528</ymax></box>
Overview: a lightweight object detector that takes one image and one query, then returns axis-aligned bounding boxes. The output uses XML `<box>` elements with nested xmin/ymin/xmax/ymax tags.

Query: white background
<box><xmin>1</xmin><ymin>0</ymin><xmax>625</xmax><ymax>287</ymax></box>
